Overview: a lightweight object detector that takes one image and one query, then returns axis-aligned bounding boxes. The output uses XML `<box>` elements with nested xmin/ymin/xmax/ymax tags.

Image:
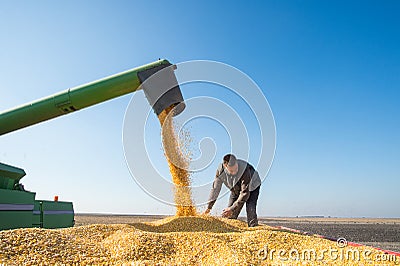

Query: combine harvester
<box><xmin>0</xmin><ymin>59</ymin><xmax>185</xmax><ymax>230</ymax></box>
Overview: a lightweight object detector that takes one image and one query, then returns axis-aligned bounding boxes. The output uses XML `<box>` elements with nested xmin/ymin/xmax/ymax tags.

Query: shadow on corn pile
<box><xmin>129</xmin><ymin>215</ymin><xmax>243</xmax><ymax>233</ymax></box>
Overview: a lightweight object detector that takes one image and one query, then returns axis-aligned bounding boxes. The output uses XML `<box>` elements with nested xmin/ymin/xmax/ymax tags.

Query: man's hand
<box><xmin>202</xmin><ymin>208</ymin><xmax>211</xmax><ymax>215</ymax></box>
<box><xmin>221</xmin><ymin>208</ymin><xmax>233</xmax><ymax>218</ymax></box>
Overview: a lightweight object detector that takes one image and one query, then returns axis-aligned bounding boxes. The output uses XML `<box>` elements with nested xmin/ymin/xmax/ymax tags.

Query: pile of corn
<box><xmin>158</xmin><ymin>107</ymin><xmax>196</xmax><ymax>216</ymax></box>
<box><xmin>0</xmin><ymin>215</ymin><xmax>394</xmax><ymax>265</ymax></box>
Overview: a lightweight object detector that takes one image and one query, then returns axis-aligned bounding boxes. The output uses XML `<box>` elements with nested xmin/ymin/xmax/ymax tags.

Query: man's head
<box><xmin>223</xmin><ymin>154</ymin><xmax>238</xmax><ymax>176</ymax></box>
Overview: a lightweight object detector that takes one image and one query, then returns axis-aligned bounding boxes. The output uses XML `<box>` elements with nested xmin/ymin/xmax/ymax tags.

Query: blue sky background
<box><xmin>0</xmin><ymin>1</ymin><xmax>399</xmax><ymax>217</ymax></box>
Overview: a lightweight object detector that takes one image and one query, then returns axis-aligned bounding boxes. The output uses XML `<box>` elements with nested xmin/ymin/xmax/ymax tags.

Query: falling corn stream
<box><xmin>158</xmin><ymin>106</ymin><xmax>197</xmax><ymax>216</ymax></box>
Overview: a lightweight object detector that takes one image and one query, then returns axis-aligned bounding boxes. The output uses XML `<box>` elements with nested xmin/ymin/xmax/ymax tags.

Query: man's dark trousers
<box><xmin>227</xmin><ymin>185</ymin><xmax>260</xmax><ymax>227</ymax></box>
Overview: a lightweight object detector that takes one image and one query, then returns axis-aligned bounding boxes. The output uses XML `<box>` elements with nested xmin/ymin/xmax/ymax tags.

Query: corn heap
<box><xmin>158</xmin><ymin>107</ymin><xmax>196</xmax><ymax>216</ymax></box>
<box><xmin>1</xmin><ymin>216</ymin><xmax>397</xmax><ymax>265</ymax></box>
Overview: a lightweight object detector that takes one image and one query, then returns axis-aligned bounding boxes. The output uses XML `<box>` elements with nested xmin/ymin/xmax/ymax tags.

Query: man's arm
<box><xmin>206</xmin><ymin>170</ymin><xmax>223</xmax><ymax>211</ymax></box>
<box><xmin>229</xmin><ymin>167</ymin><xmax>251</xmax><ymax>212</ymax></box>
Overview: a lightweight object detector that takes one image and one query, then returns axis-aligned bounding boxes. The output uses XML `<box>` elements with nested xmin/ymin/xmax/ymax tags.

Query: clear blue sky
<box><xmin>0</xmin><ymin>1</ymin><xmax>399</xmax><ymax>217</ymax></box>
